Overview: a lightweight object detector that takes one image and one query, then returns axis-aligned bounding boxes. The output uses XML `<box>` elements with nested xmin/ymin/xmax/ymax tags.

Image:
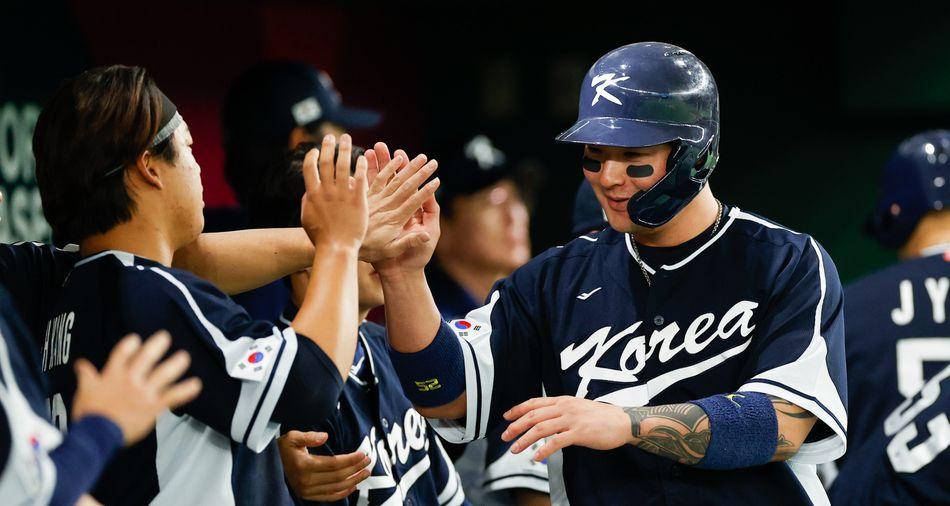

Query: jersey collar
<box><xmin>624</xmin><ymin>206</ymin><xmax>739</xmax><ymax>272</ymax></box>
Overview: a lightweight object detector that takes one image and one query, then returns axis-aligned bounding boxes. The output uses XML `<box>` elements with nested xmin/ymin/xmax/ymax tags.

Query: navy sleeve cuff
<box><xmin>389</xmin><ymin>320</ymin><xmax>466</xmax><ymax>407</ymax></box>
<box><xmin>49</xmin><ymin>415</ymin><xmax>123</xmax><ymax>505</ymax></box>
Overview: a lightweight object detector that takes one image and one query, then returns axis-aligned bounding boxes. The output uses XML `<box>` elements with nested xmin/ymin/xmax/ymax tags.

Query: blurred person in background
<box><xmin>216</xmin><ymin>61</ymin><xmax>381</xmax><ymax>321</ymax></box>
<box><xmin>428</xmin><ymin>135</ymin><xmax>533</xmax><ymax>320</ymax></box>
<box><xmin>829</xmin><ymin>130</ymin><xmax>950</xmax><ymax>504</ymax></box>
<box><xmin>427</xmin><ymin>135</ymin><xmax>548</xmax><ymax>506</ymax></box>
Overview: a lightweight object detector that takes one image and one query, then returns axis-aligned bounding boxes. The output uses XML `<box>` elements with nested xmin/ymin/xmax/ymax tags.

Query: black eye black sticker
<box><xmin>627</xmin><ymin>164</ymin><xmax>654</xmax><ymax>178</ymax></box>
<box><xmin>582</xmin><ymin>157</ymin><xmax>601</xmax><ymax>172</ymax></box>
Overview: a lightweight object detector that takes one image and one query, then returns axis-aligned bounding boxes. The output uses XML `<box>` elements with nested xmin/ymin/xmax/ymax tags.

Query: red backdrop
<box><xmin>68</xmin><ymin>2</ymin><xmax>425</xmax><ymax>208</ymax></box>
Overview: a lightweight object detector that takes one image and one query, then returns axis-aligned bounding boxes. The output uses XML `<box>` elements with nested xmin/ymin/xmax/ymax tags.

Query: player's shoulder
<box><xmin>726</xmin><ymin>207</ymin><xmax>816</xmax><ymax>252</ymax></box>
<box><xmin>0</xmin><ymin>241</ymin><xmax>79</xmax><ymax>270</ymax></box>
<box><xmin>75</xmin><ymin>250</ymin><xmax>228</xmax><ymax>311</ymax></box>
<box><xmin>848</xmin><ymin>249</ymin><xmax>950</xmax><ymax>293</ymax></box>
<box><xmin>517</xmin><ymin>226</ymin><xmax>624</xmax><ymax>274</ymax></box>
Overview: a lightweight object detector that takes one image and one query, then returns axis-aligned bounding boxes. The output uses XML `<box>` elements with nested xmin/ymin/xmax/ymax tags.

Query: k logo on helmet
<box><xmin>590</xmin><ymin>73</ymin><xmax>630</xmax><ymax>106</ymax></box>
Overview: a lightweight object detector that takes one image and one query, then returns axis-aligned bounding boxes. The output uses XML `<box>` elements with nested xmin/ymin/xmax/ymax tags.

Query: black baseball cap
<box><xmin>222</xmin><ymin>61</ymin><xmax>381</xmax><ymax>145</ymax></box>
<box><xmin>437</xmin><ymin>134</ymin><xmax>516</xmax><ymax>204</ymax></box>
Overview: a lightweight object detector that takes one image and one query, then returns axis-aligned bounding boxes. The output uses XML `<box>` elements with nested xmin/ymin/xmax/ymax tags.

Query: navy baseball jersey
<box><xmin>830</xmin><ymin>363</ymin><xmax>950</xmax><ymax>505</ymax></box>
<box><xmin>428</xmin><ymin>206</ymin><xmax>848</xmax><ymax>505</ymax></box>
<box><xmin>839</xmin><ymin>248</ymin><xmax>950</xmax><ymax>465</ymax></box>
<box><xmin>42</xmin><ymin>250</ymin><xmax>345</xmax><ymax>505</ymax></box>
<box><xmin>0</xmin><ymin>287</ymin><xmax>62</xmax><ymax>504</ymax></box>
<box><xmin>278</xmin><ymin>307</ymin><xmax>467</xmax><ymax>506</ymax></box>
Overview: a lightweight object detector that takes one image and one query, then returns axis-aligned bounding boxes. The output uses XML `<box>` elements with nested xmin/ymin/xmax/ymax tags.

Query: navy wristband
<box><xmin>689</xmin><ymin>392</ymin><xmax>777</xmax><ymax>470</ymax></box>
<box><xmin>389</xmin><ymin>320</ymin><xmax>466</xmax><ymax>407</ymax></box>
<box><xmin>49</xmin><ymin>415</ymin><xmax>124</xmax><ymax>505</ymax></box>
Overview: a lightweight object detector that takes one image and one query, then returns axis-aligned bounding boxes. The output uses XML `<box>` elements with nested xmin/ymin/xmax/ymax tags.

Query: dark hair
<box><xmin>33</xmin><ymin>65</ymin><xmax>177</xmax><ymax>244</ymax></box>
<box><xmin>245</xmin><ymin>141</ymin><xmax>365</xmax><ymax>229</ymax></box>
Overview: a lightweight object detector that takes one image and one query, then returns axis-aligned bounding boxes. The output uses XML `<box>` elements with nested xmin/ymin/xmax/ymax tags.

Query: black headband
<box><xmin>101</xmin><ymin>91</ymin><xmax>182</xmax><ymax>178</ymax></box>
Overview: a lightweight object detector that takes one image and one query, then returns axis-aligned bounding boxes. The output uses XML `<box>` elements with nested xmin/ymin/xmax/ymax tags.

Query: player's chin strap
<box><xmin>689</xmin><ymin>392</ymin><xmax>778</xmax><ymax>469</ymax></box>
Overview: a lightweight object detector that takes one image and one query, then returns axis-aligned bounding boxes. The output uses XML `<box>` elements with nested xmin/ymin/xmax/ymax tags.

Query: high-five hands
<box><xmin>367</xmin><ymin>143</ymin><xmax>441</xmax><ymax>274</ymax></box>
<box><xmin>359</xmin><ymin>142</ymin><xmax>440</xmax><ymax>263</ymax></box>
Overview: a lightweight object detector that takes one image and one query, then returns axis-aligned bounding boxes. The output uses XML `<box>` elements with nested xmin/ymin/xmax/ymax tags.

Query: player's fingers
<box><xmin>373</xmin><ymin>142</ymin><xmax>392</xmax><ymax>171</ymax></box>
<box><xmin>103</xmin><ymin>333</ymin><xmax>142</xmax><ymax>374</ymax></box>
<box><xmin>393</xmin><ymin>149</ymin><xmax>411</xmax><ymax>170</ymax></box>
<box><xmin>303</xmin><ymin>469</ymin><xmax>371</xmax><ymax>498</ymax></box>
<box><xmin>388</xmin><ymin>160</ymin><xmax>438</xmax><ymax>207</ymax></box>
<box><xmin>283</xmin><ymin>430</ymin><xmax>329</xmax><ymax>449</ymax></box>
<box><xmin>147</xmin><ymin>349</ymin><xmax>191</xmax><ymax>388</ymax></box>
<box><xmin>305</xmin><ymin>449</ymin><xmax>368</xmax><ymax>473</ymax></box>
<box><xmin>159</xmin><ymin>377</ymin><xmax>203</xmax><ymax>410</ymax></box>
<box><xmin>392</xmin><ymin>175</ymin><xmax>440</xmax><ymax>221</ymax></box>
<box><xmin>533</xmin><ymin>431</ymin><xmax>573</xmax><ymax>462</ymax></box>
<box><xmin>353</xmin><ymin>155</ymin><xmax>368</xmax><ymax>196</ymax></box>
<box><xmin>129</xmin><ymin>331</ymin><xmax>171</xmax><ymax>379</ymax></box>
<box><xmin>305</xmin><ymin>485</ymin><xmax>359</xmax><ymax>503</ymax></box>
<box><xmin>308</xmin><ymin>454</ymin><xmax>372</xmax><ymax>484</ymax></box>
<box><xmin>302</xmin><ymin>147</ymin><xmax>321</xmax><ymax>189</ymax></box>
<box><xmin>74</xmin><ymin>358</ymin><xmax>100</xmax><ymax>385</ymax></box>
<box><xmin>364</xmin><ymin>149</ymin><xmax>380</xmax><ymax>187</ymax></box>
<box><xmin>318</xmin><ymin>135</ymin><xmax>337</xmax><ymax>187</ymax></box>
<box><xmin>383</xmin><ymin>154</ymin><xmax>427</xmax><ymax>198</ymax></box>
<box><xmin>369</xmin><ymin>155</ymin><xmax>403</xmax><ymax>195</ymax></box>
<box><xmin>335</xmin><ymin>133</ymin><xmax>352</xmax><ymax>186</ymax></box>
<box><xmin>502</xmin><ymin>405</ymin><xmax>561</xmax><ymax>442</ymax></box>
<box><xmin>511</xmin><ymin>417</ymin><xmax>567</xmax><ymax>454</ymax></box>
<box><xmin>386</xmin><ymin>231</ymin><xmax>432</xmax><ymax>257</ymax></box>
<box><xmin>504</xmin><ymin>396</ymin><xmax>559</xmax><ymax>421</ymax></box>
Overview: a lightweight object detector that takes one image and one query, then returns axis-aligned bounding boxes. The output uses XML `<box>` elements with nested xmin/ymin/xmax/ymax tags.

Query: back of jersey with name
<box><xmin>842</xmin><ymin>250</ymin><xmax>950</xmax><ymax>463</ymax></box>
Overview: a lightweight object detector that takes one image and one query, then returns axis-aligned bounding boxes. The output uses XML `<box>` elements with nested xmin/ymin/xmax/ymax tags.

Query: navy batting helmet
<box><xmin>865</xmin><ymin>130</ymin><xmax>950</xmax><ymax>249</ymax></box>
<box><xmin>556</xmin><ymin>42</ymin><xmax>719</xmax><ymax>228</ymax></box>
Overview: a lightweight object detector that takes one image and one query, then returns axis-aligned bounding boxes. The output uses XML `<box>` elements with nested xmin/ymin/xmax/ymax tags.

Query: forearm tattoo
<box><xmin>768</xmin><ymin>395</ymin><xmax>816</xmax><ymax>460</ymax></box>
<box><xmin>623</xmin><ymin>404</ymin><xmax>710</xmax><ymax>465</ymax></box>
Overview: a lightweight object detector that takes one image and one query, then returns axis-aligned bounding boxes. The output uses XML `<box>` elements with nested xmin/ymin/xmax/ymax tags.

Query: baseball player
<box><xmin>828</xmin><ymin>131</ymin><xmax>949</xmax><ymax>504</ymax></box>
<box><xmin>29</xmin><ymin>64</ymin><xmax>383</xmax><ymax>504</ymax></box>
<box><xmin>244</xmin><ymin>141</ymin><xmax>465</xmax><ymax>505</ymax></box>
<box><xmin>372</xmin><ymin>42</ymin><xmax>847</xmax><ymax>505</ymax></box>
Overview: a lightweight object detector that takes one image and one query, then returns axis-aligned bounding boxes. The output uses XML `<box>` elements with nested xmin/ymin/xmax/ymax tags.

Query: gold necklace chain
<box><xmin>631</xmin><ymin>200</ymin><xmax>723</xmax><ymax>288</ymax></box>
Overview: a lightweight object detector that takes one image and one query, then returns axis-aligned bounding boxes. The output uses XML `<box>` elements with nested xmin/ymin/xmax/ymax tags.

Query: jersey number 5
<box><xmin>884</xmin><ymin>364</ymin><xmax>950</xmax><ymax>473</ymax></box>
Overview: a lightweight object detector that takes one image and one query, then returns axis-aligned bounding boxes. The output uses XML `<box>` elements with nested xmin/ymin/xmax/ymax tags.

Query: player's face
<box><xmin>357</xmin><ymin>260</ymin><xmax>384</xmax><ymax>310</ymax></box>
<box><xmin>439</xmin><ymin>179</ymin><xmax>531</xmax><ymax>274</ymax></box>
<box><xmin>582</xmin><ymin>143</ymin><xmax>672</xmax><ymax>232</ymax></box>
<box><xmin>157</xmin><ymin>122</ymin><xmax>204</xmax><ymax>247</ymax></box>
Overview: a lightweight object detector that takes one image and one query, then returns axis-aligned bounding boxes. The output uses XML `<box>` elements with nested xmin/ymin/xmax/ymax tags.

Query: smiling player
<box><xmin>372</xmin><ymin>42</ymin><xmax>847</xmax><ymax>505</ymax></box>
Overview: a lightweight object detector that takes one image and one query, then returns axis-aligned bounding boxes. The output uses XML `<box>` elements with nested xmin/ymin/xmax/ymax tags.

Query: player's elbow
<box><xmin>415</xmin><ymin>393</ymin><xmax>467</xmax><ymax>420</ymax></box>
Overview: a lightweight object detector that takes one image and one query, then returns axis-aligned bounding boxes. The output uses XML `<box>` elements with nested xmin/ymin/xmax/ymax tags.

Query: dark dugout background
<box><xmin>2</xmin><ymin>1</ymin><xmax>948</xmax><ymax>283</ymax></box>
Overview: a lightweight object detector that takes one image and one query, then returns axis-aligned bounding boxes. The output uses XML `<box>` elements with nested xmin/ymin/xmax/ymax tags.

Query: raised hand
<box><xmin>368</xmin><ymin>144</ymin><xmax>442</xmax><ymax>275</ymax></box>
<box><xmin>299</xmin><ymin>134</ymin><xmax>369</xmax><ymax>250</ymax></box>
<box><xmin>359</xmin><ymin>142</ymin><xmax>440</xmax><ymax>263</ymax></box>
<box><xmin>278</xmin><ymin>431</ymin><xmax>372</xmax><ymax>501</ymax></box>
<box><xmin>71</xmin><ymin>331</ymin><xmax>203</xmax><ymax>446</ymax></box>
